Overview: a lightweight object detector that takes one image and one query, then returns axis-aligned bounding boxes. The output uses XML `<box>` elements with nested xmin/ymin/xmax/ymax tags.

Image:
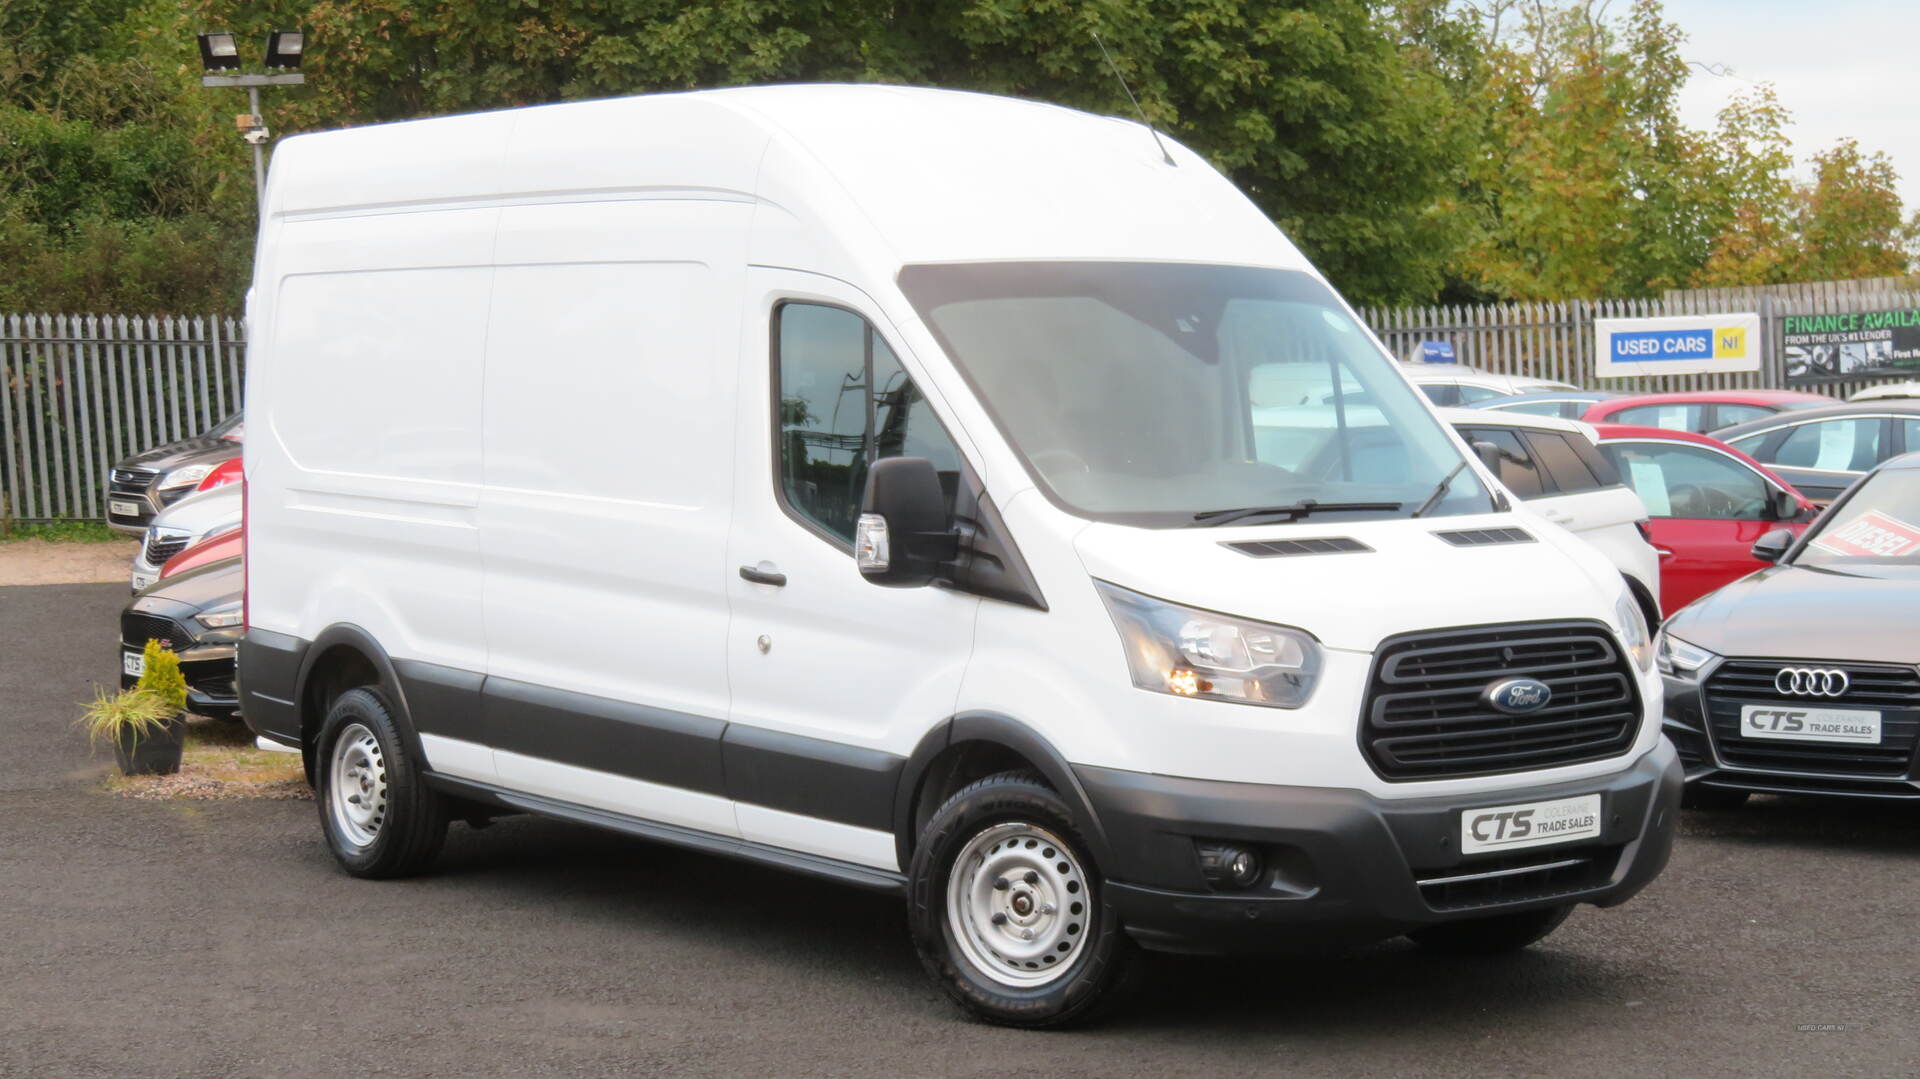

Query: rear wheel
<box><xmin>908</xmin><ymin>771</ymin><xmax>1133</xmax><ymax>1028</ymax></box>
<box><xmin>1681</xmin><ymin>784</ymin><xmax>1751</xmax><ymax>811</ymax></box>
<box><xmin>1408</xmin><ymin>903</ymin><xmax>1573</xmax><ymax>955</ymax></box>
<box><xmin>314</xmin><ymin>687</ymin><xmax>447</xmax><ymax>878</ymax></box>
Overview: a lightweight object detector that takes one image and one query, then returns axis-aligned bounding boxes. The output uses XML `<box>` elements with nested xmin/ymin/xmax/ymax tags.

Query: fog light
<box><xmin>1197</xmin><ymin>843</ymin><xmax>1263</xmax><ymax>889</ymax></box>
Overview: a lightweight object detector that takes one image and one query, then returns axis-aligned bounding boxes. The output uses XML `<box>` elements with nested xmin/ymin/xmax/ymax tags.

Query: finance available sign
<box><xmin>1594</xmin><ymin>313</ymin><xmax>1761</xmax><ymax>379</ymax></box>
<box><xmin>1783</xmin><ymin>307</ymin><xmax>1920</xmax><ymax>386</ymax></box>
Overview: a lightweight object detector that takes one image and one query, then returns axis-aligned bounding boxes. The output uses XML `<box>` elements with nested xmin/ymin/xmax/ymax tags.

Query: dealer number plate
<box><xmin>121</xmin><ymin>650</ymin><xmax>144</xmax><ymax>678</ymax></box>
<box><xmin>1740</xmin><ymin>705</ymin><xmax>1881</xmax><ymax>745</ymax></box>
<box><xmin>109</xmin><ymin>499</ymin><xmax>140</xmax><ymax>517</ymax></box>
<box><xmin>1460</xmin><ymin>793</ymin><xmax>1602</xmax><ymax>855</ymax></box>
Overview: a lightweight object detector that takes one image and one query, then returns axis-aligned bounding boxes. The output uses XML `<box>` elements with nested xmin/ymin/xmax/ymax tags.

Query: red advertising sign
<box><xmin>1810</xmin><ymin>510</ymin><xmax>1920</xmax><ymax>559</ymax></box>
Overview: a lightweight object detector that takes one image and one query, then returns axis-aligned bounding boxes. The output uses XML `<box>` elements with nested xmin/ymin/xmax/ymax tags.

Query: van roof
<box><xmin>264</xmin><ymin>84</ymin><xmax>1312</xmax><ymax>273</ymax></box>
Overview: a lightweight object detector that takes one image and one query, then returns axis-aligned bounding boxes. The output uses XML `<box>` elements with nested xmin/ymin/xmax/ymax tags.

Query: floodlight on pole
<box><xmin>198</xmin><ymin>33</ymin><xmax>240</xmax><ymax>70</ymax></box>
<box><xmin>196</xmin><ymin>30</ymin><xmax>308</xmax><ymax>214</ymax></box>
<box><xmin>265</xmin><ymin>31</ymin><xmax>304</xmax><ymax>69</ymax></box>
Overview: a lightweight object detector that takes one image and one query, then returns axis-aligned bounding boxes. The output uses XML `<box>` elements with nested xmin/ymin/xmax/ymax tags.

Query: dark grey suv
<box><xmin>106</xmin><ymin>413</ymin><xmax>243</xmax><ymax>535</ymax></box>
<box><xmin>1659</xmin><ymin>450</ymin><xmax>1920</xmax><ymax>806</ymax></box>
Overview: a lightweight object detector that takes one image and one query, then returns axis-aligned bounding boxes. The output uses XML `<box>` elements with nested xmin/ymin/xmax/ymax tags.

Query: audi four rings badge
<box><xmin>1775</xmin><ymin>667</ymin><xmax>1849</xmax><ymax>697</ymax></box>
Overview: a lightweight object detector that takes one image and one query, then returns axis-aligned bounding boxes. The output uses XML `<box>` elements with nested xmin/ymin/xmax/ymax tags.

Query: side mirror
<box><xmin>1751</xmin><ymin>527</ymin><xmax>1794</xmax><ymax>564</ymax></box>
<box><xmin>857</xmin><ymin>457</ymin><xmax>959</xmax><ymax>587</ymax></box>
<box><xmin>1766</xmin><ymin>488</ymin><xmax>1799</xmax><ymax>521</ymax></box>
<box><xmin>1471</xmin><ymin>440</ymin><xmax>1504</xmax><ymax>477</ymax></box>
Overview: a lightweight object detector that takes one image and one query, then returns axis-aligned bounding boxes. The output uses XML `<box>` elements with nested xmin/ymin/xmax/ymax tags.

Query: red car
<box><xmin>1591</xmin><ymin>423</ymin><xmax>1817</xmax><ymax>614</ymax></box>
<box><xmin>1581</xmin><ymin>389</ymin><xmax>1832</xmax><ymax>434</ymax></box>
<box><xmin>194</xmin><ymin>455</ymin><xmax>244</xmax><ymax>492</ymax></box>
<box><xmin>160</xmin><ymin>527</ymin><xmax>243</xmax><ymax>581</ymax></box>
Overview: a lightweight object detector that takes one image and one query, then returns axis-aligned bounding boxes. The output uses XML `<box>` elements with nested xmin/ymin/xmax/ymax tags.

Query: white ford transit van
<box><xmin>240</xmin><ymin>85</ymin><xmax>1679</xmax><ymax>1027</ymax></box>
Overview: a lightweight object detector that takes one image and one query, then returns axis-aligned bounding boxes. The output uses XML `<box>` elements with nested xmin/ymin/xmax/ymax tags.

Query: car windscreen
<box><xmin>896</xmin><ymin>262</ymin><xmax>1486</xmax><ymax>527</ymax></box>
<box><xmin>1797</xmin><ymin>470</ymin><xmax>1920</xmax><ymax>566</ymax></box>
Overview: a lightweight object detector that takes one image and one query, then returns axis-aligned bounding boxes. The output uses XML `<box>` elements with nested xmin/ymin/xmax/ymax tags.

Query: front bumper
<box><xmin>1076</xmin><ymin>740</ymin><xmax>1679</xmax><ymax>954</ymax></box>
<box><xmin>1664</xmin><ymin>670</ymin><xmax>1920</xmax><ymax>800</ymax></box>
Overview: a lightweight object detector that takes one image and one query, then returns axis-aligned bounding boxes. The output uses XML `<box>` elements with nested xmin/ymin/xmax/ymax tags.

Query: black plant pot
<box><xmin>114</xmin><ymin>714</ymin><xmax>188</xmax><ymax>776</ymax></box>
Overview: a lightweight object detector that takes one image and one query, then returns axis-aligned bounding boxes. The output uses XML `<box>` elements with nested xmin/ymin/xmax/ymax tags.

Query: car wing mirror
<box><xmin>1471</xmin><ymin>440</ymin><xmax>1504</xmax><ymax>476</ymax></box>
<box><xmin>857</xmin><ymin>457</ymin><xmax>959</xmax><ymax>587</ymax></box>
<box><xmin>1750</xmin><ymin>527</ymin><xmax>1794</xmax><ymax>564</ymax></box>
<box><xmin>1766</xmin><ymin>488</ymin><xmax>1799</xmax><ymax>521</ymax></box>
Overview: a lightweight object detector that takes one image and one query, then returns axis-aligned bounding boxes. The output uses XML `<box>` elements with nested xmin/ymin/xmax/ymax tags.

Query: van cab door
<box><xmin>723</xmin><ymin>270</ymin><xmax>981</xmax><ymax>870</ymax></box>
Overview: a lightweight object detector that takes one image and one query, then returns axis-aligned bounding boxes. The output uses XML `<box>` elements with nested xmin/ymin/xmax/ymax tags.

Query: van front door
<box><xmin>723</xmin><ymin>272</ymin><xmax>981</xmax><ymax>872</ymax></box>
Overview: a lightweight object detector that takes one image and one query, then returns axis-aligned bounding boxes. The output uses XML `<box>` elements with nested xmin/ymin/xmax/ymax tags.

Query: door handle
<box><xmin>1655</xmin><ymin>546</ymin><xmax>1676</xmax><ymax>560</ymax></box>
<box><xmin>1542</xmin><ymin>510</ymin><xmax>1573</xmax><ymax>523</ymax></box>
<box><xmin>738</xmin><ymin>562</ymin><xmax>787</xmax><ymax>587</ymax></box>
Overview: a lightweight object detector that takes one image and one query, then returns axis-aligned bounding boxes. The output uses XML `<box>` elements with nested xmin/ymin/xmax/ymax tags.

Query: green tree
<box><xmin>180</xmin><ymin>0</ymin><xmax>1465</xmax><ymax>305</ymax></box>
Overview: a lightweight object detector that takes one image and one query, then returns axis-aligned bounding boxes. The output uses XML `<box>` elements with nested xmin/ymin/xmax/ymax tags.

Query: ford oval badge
<box><xmin>1486</xmin><ymin>678</ymin><xmax>1552</xmax><ymax>714</ymax></box>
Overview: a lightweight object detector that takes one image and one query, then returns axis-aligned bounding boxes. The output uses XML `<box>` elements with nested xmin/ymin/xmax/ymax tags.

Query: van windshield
<box><xmin>897</xmin><ymin>262</ymin><xmax>1489</xmax><ymax>527</ymax></box>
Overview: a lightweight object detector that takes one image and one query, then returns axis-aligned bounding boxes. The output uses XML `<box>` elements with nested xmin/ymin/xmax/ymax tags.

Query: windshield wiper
<box><xmin>1191</xmin><ymin>500</ymin><xmax>1402</xmax><ymax>528</ymax></box>
<box><xmin>1410</xmin><ymin>460</ymin><xmax>1470</xmax><ymax>519</ymax></box>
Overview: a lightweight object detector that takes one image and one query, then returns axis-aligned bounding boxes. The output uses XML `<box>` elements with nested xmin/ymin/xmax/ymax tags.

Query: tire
<box><xmin>1681</xmin><ymin>783</ymin><xmax>1751</xmax><ymax>811</ymax></box>
<box><xmin>314</xmin><ymin>686</ymin><xmax>448</xmax><ymax>878</ymax></box>
<box><xmin>1408</xmin><ymin>903</ymin><xmax>1573</xmax><ymax>955</ymax></box>
<box><xmin>908</xmin><ymin>771</ymin><xmax>1133</xmax><ymax>1028</ymax></box>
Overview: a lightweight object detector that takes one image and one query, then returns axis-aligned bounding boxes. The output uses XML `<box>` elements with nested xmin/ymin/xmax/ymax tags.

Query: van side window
<box><xmin>1457</xmin><ymin>426</ymin><xmax>1546</xmax><ymax>498</ymax></box>
<box><xmin>775</xmin><ymin>302</ymin><xmax>962</xmax><ymax>544</ymax></box>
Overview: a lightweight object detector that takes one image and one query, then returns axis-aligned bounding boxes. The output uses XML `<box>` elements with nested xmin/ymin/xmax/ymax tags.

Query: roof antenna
<box><xmin>1091</xmin><ymin>31</ymin><xmax>1176</xmax><ymax>166</ymax></box>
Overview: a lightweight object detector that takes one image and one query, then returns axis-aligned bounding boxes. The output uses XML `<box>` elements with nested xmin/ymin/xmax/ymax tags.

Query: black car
<box><xmin>106</xmin><ymin>412</ymin><xmax>244</xmax><ymax>535</ymax></box>
<box><xmin>1711</xmin><ymin>400</ymin><xmax>1920</xmax><ymax>504</ymax></box>
<box><xmin>1659</xmin><ymin>451</ymin><xmax>1920</xmax><ymax>806</ymax></box>
<box><xmin>119</xmin><ymin>556</ymin><xmax>243</xmax><ymax>718</ymax></box>
<box><xmin>1464</xmin><ymin>389</ymin><xmax>1624</xmax><ymax>420</ymax></box>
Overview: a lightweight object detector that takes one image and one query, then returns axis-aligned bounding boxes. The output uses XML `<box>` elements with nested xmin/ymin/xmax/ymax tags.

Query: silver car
<box><xmin>129</xmin><ymin>483</ymin><xmax>241</xmax><ymax>592</ymax></box>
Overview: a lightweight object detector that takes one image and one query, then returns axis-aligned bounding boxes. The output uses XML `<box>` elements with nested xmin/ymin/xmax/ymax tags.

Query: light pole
<box><xmin>197</xmin><ymin>31</ymin><xmax>307</xmax><ymax>214</ymax></box>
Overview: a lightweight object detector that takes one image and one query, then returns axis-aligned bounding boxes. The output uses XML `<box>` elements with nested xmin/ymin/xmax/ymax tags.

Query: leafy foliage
<box><xmin>78</xmin><ymin>685</ymin><xmax>176</xmax><ymax>749</ymax></box>
<box><xmin>135</xmin><ymin>639</ymin><xmax>189</xmax><ymax>714</ymax></box>
<box><xmin>0</xmin><ymin>0</ymin><xmax>1913</xmax><ymax>310</ymax></box>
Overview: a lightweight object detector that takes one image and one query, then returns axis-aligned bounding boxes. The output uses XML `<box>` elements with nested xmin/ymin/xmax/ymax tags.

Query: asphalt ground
<box><xmin>1</xmin><ymin>581</ymin><xmax>1916</xmax><ymax>1077</ymax></box>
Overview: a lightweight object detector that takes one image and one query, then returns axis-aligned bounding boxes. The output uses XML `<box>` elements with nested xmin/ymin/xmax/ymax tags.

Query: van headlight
<box><xmin>1655</xmin><ymin>629</ymin><xmax>1717</xmax><ymax>677</ymax></box>
<box><xmin>1615</xmin><ymin>591</ymin><xmax>1653</xmax><ymax>672</ymax></box>
<box><xmin>1094</xmin><ymin>581</ymin><xmax>1322</xmax><ymax>708</ymax></box>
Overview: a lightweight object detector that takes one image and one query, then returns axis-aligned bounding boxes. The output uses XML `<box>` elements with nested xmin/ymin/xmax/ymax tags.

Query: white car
<box><xmin>1848</xmin><ymin>381</ymin><xmax>1920</xmax><ymax>402</ymax></box>
<box><xmin>239</xmin><ymin>84</ymin><xmax>1677</xmax><ymax>1028</ymax></box>
<box><xmin>1402</xmin><ymin>362</ymin><xmax>1579</xmax><ymax>406</ymax></box>
<box><xmin>129</xmin><ymin>483</ymin><xmax>241</xmax><ymax>593</ymax></box>
<box><xmin>1442</xmin><ymin>409</ymin><xmax>1662</xmax><ymax>627</ymax></box>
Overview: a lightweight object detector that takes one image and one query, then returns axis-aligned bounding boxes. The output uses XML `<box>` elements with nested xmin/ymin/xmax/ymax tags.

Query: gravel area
<box><xmin>0</xmin><ymin>539</ymin><xmax>137</xmax><ymax>586</ymax></box>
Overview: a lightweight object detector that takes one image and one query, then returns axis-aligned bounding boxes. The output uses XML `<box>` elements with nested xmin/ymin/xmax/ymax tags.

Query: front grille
<box><xmin>1362</xmin><ymin>621</ymin><xmax>1640</xmax><ymax>781</ymax></box>
<box><xmin>109</xmin><ymin>468</ymin><xmax>156</xmax><ymax>497</ymax></box>
<box><xmin>1704</xmin><ymin>660</ymin><xmax>1920</xmax><ymax>779</ymax></box>
<box><xmin>121</xmin><ymin>611</ymin><xmax>185</xmax><ymax>651</ymax></box>
<box><xmin>142</xmin><ymin>529</ymin><xmax>191</xmax><ymax>567</ymax></box>
<box><xmin>1415</xmin><ymin>845</ymin><xmax>1621</xmax><ymax>911</ymax></box>
<box><xmin>1433</xmin><ymin>527</ymin><xmax>1535</xmax><ymax>547</ymax></box>
<box><xmin>1223</xmin><ymin>537</ymin><xmax>1371</xmax><ymax>557</ymax></box>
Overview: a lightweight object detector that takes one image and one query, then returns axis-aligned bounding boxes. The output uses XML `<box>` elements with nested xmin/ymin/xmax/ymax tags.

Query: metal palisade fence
<box><xmin>1358</xmin><ymin>277</ymin><xmax>1920</xmax><ymax>399</ymax></box>
<box><xmin>1</xmin><ymin>314</ymin><xmax>245</xmax><ymax>523</ymax></box>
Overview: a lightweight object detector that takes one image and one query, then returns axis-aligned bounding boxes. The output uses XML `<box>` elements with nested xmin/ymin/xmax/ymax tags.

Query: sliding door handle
<box><xmin>739</xmin><ymin>562</ymin><xmax>787</xmax><ymax>587</ymax></box>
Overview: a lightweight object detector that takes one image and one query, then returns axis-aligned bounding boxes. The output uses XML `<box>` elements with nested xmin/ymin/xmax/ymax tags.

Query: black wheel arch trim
<box><xmin>289</xmin><ymin>623</ymin><xmax>436</xmax><ymax>767</ymax></box>
<box><xmin>892</xmin><ymin>711</ymin><xmax>1112</xmax><ymax>873</ymax></box>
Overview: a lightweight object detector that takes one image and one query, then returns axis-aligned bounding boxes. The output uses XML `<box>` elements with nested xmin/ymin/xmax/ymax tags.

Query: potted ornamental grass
<box><xmin>81</xmin><ymin>640</ymin><xmax>191</xmax><ymax>775</ymax></box>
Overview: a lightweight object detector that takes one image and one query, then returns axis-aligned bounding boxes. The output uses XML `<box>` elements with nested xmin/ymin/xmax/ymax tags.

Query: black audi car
<box><xmin>119</xmin><ymin>556</ymin><xmax>244</xmax><ymax>719</ymax></box>
<box><xmin>106</xmin><ymin>412</ymin><xmax>243</xmax><ymax>535</ymax></box>
<box><xmin>1660</xmin><ymin>451</ymin><xmax>1920</xmax><ymax>806</ymax></box>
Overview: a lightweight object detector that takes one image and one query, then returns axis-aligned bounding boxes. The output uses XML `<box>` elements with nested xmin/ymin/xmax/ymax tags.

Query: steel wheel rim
<box><xmin>945</xmin><ymin>821</ymin><xmax>1092</xmax><ymax>988</ymax></box>
<box><xmin>328</xmin><ymin>723</ymin><xmax>388</xmax><ymax>849</ymax></box>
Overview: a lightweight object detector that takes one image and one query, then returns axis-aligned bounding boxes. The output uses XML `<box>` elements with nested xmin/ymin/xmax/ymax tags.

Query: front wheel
<box><xmin>1408</xmin><ymin>903</ymin><xmax>1574</xmax><ymax>955</ymax></box>
<box><xmin>314</xmin><ymin>686</ymin><xmax>448</xmax><ymax>878</ymax></box>
<box><xmin>908</xmin><ymin>771</ymin><xmax>1133</xmax><ymax>1028</ymax></box>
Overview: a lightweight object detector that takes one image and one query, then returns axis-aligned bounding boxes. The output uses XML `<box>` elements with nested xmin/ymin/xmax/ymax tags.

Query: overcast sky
<box><xmin>1660</xmin><ymin>0</ymin><xmax>1915</xmax><ymax>210</ymax></box>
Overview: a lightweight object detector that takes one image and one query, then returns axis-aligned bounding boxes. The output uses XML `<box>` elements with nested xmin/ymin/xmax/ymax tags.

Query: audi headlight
<box><xmin>1615</xmin><ymin>591</ymin><xmax>1654</xmax><ymax>672</ymax></box>
<box><xmin>1655</xmin><ymin>629</ymin><xmax>1717</xmax><ymax>677</ymax></box>
<box><xmin>159</xmin><ymin>463</ymin><xmax>214</xmax><ymax>490</ymax></box>
<box><xmin>1094</xmin><ymin>581</ymin><xmax>1322</xmax><ymax>708</ymax></box>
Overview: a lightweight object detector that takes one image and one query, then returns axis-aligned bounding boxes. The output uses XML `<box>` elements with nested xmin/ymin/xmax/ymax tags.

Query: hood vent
<box><xmin>1434</xmin><ymin>527</ymin><xmax>1535</xmax><ymax>547</ymax></box>
<box><xmin>1223</xmin><ymin>537</ymin><xmax>1372</xmax><ymax>558</ymax></box>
